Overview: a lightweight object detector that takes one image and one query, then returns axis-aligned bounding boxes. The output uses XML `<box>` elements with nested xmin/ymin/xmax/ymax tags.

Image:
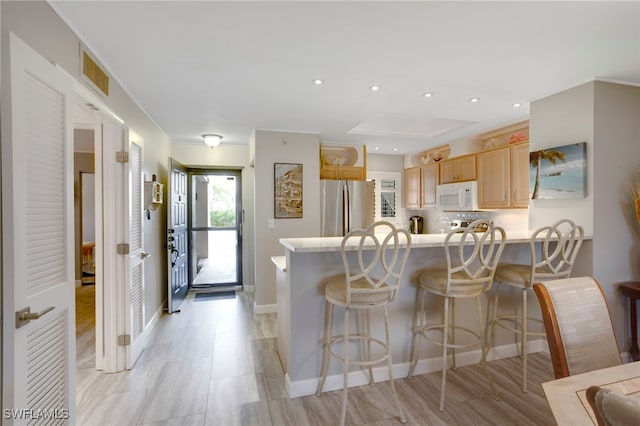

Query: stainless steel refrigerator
<box><xmin>321</xmin><ymin>179</ymin><xmax>375</xmax><ymax>237</ymax></box>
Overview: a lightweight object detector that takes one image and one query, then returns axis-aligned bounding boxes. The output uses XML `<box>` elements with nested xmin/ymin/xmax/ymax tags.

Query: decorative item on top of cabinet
<box><xmin>320</xmin><ymin>143</ymin><xmax>366</xmax><ymax>180</ymax></box>
<box><xmin>409</xmin><ymin>144</ymin><xmax>451</xmax><ymax>167</ymax></box>
<box><xmin>439</xmin><ymin>153</ymin><xmax>476</xmax><ymax>184</ymax></box>
<box><xmin>404</xmin><ymin>163</ymin><xmax>439</xmax><ymax>209</ymax></box>
<box><xmin>477</xmin><ymin>142</ymin><xmax>529</xmax><ymax>209</ymax></box>
<box><xmin>479</xmin><ymin>120</ymin><xmax>529</xmax><ymax>151</ymax></box>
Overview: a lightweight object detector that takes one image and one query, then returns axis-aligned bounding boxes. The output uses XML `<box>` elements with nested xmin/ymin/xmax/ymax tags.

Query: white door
<box><xmin>1</xmin><ymin>33</ymin><xmax>76</xmax><ymax>422</ymax></box>
<box><xmin>123</xmin><ymin>129</ymin><xmax>146</xmax><ymax>369</ymax></box>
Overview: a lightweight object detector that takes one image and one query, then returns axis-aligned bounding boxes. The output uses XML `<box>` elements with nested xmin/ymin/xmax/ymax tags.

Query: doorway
<box><xmin>74</xmin><ymin>130</ymin><xmax>97</xmax><ymax>371</ymax></box>
<box><xmin>189</xmin><ymin>169</ymin><xmax>243</xmax><ymax>289</ymax></box>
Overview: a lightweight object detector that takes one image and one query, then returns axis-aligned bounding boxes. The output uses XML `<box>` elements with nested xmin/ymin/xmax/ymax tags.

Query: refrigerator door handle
<box><xmin>343</xmin><ymin>182</ymin><xmax>350</xmax><ymax>236</ymax></box>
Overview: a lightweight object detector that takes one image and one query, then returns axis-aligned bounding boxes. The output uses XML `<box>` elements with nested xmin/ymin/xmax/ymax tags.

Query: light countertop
<box><xmin>280</xmin><ymin>231</ymin><xmax>539</xmax><ymax>253</ymax></box>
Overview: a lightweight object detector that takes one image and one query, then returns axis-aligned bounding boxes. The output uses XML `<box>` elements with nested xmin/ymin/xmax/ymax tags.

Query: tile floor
<box><xmin>75</xmin><ymin>290</ymin><xmax>557</xmax><ymax>425</ymax></box>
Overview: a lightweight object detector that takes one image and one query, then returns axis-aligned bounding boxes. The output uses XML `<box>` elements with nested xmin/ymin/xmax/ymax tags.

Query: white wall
<box><xmin>530</xmin><ymin>81</ymin><xmax>640</xmax><ymax>353</ymax></box>
<box><xmin>367</xmin><ymin>153</ymin><xmax>404</xmax><ymax>172</ymax></box>
<box><xmin>253</xmin><ymin>130</ymin><xmax>321</xmax><ymax>310</ymax></box>
<box><xmin>170</xmin><ymin>144</ymin><xmax>255</xmax><ymax>289</ymax></box>
<box><xmin>529</xmin><ymin>82</ymin><xmax>595</xmax><ymax>234</ymax></box>
<box><xmin>2</xmin><ymin>1</ymin><xmax>172</xmax><ymax>326</ymax></box>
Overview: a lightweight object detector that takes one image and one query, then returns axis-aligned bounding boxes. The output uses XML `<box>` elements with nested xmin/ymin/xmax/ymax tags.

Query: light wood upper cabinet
<box><xmin>421</xmin><ymin>163</ymin><xmax>439</xmax><ymax>208</ymax></box>
<box><xmin>320</xmin><ymin>144</ymin><xmax>366</xmax><ymax>180</ymax></box>
<box><xmin>477</xmin><ymin>142</ymin><xmax>529</xmax><ymax>209</ymax></box>
<box><xmin>439</xmin><ymin>154</ymin><xmax>476</xmax><ymax>184</ymax></box>
<box><xmin>510</xmin><ymin>142</ymin><xmax>530</xmax><ymax>207</ymax></box>
<box><xmin>477</xmin><ymin>147</ymin><xmax>511</xmax><ymax>208</ymax></box>
<box><xmin>404</xmin><ymin>166</ymin><xmax>421</xmax><ymax>209</ymax></box>
<box><xmin>404</xmin><ymin>163</ymin><xmax>439</xmax><ymax>209</ymax></box>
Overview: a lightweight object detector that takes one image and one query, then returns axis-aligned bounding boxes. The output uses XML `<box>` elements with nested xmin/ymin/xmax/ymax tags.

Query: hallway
<box><xmin>76</xmin><ymin>291</ymin><xmax>556</xmax><ymax>425</ymax></box>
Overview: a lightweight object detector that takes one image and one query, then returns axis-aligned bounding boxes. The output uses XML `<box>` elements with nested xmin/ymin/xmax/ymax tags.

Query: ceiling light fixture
<box><xmin>393</xmin><ymin>148</ymin><xmax>398</xmax><ymax>152</ymax></box>
<box><xmin>374</xmin><ymin>147</ymin><xmax>380</xmax><ymax>151</ymax></box>
<box><xmin>313</xmin><ymin>79</ymin><xmax>324</xmax><ymax>85</ymax></box>
<box><xmin>512</xmin><ymin>102</ymin><xmax>522</xmax><ymax>108</ymax></box>
<box><xmin>469</xmin><ymin>98</ymin><xmax>479</xmax><ymax>103</ymax></box>
<box><xmin>423</xmin><ymin>92</ymin><xmax>434</xmax><ymax>98</ymax></box>
<box><xmin>370</xmin><ymin>85</ymin><xmax>380</xmax><ymax>91</ymax></box>
<box><xmin>202</xmin><ymin>134</ymin><xmax>223</xmax><ymax>148</ymax></box>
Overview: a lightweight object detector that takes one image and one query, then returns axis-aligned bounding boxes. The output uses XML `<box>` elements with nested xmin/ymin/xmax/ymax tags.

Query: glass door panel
<box><xmin>190</xmin><ymin>173</ymin><xmax>242</xmax><ymax>287</ymax></box>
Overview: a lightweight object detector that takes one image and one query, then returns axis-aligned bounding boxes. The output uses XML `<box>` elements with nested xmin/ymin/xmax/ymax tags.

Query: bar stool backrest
<box><xmin>340</xmin><ymin>221</ymin><xmax>412</xmax><ymax>306</ymax></box>
<box><xmin>443</xmin><ymin>219</ymin><xmax>506</xmax><ymax>294</ymax></box>
<box><xmin>528</xmin><ymin>219</ymin><xmax>584</xmax><ymax>282</ymax></box>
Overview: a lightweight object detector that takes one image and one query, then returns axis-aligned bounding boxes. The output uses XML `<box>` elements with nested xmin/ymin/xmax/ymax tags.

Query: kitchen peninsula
<box><xmin>277</xmin><ymin>231</ymin><xmax>591</xmax><ymax>398</ymax></box>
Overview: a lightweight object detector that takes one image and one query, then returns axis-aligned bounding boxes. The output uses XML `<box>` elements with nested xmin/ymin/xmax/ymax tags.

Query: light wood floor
<box><xmin>75</xmin><ymin>290</ymin><xmax>557</xmax><ymax>425</ymax></box>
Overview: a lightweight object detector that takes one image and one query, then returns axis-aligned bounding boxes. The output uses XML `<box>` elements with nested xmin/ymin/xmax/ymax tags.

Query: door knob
<box><xmin>16</xmin><ymin>306</ymin><xmax>54</xmax><ymax>328</ymax></box>
<box><xmin>141</xmin><ymin>251</ymin><xmax>151</xmax><ymax>259</ymax></box>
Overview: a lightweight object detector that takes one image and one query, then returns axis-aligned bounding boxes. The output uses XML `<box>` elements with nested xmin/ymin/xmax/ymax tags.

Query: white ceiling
<box><xmin>50</xmin><ymin>1</ymin><xmax>640</xmax><ymax>155</ymax></box>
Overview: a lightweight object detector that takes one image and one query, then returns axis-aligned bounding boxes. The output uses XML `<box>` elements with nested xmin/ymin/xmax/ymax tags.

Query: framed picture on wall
<box><xmin>274</xmin><ymin>163</ymin><xmax>303</xmax><ymax>218</ymax></box>
<box><xmin>529</xmin><ymin>142</ymin><xmax>587</xmax><ymax>200</ymax></box>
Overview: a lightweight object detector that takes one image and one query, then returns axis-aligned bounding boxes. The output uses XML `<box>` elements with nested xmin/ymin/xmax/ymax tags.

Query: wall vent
<box><xmin>81</xmin><ymin>49</ymin><xmax>110</xmax><ymax>96</ymax></box>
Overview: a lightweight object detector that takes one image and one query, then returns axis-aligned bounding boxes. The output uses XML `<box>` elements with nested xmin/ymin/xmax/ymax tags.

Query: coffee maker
<box><xmin>409</xmin><ymin>215</ymin><xmax>423</xmax><ymax>234</ymax></box>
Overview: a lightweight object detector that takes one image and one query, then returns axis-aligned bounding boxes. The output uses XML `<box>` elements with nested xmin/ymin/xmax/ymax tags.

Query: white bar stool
<box><xmin>315</xmin><ymin>221</ymin><xmax>411</xmax><ymax>426</ymax></box>
<box><xmin>408</xmin><ymin>219</ymin><xmax>506</xmax><ymax>411</ymax></box>
<box><xmin>484</xmin><ymin>219</ymin><xmax>584</xmax><ymax>392</ymax></box>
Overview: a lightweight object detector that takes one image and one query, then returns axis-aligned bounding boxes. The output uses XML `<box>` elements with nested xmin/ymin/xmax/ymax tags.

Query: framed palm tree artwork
<box><xmin>529</xmin><ymin>142</ymin><xmax>587</xmax><ymax>200</ymax></box>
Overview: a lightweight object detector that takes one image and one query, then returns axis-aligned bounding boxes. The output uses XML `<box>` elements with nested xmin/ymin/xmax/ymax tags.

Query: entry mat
<box><xmin>194</xmin><ymin>291</ymin><xmax>236</xmax><ymax>302</ymax></box>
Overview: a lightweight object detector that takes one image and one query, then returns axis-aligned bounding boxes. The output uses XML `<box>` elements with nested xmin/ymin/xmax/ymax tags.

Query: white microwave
<box><xmin>437</xmin><ymin>181</ymin><xmax>479</xmax><ymax>211</ymax></box>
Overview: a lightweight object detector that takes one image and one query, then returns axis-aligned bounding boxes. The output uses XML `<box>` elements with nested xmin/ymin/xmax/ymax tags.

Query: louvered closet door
<box><xmin>2</xmin><ymin>33</ymin><xmax>76</xmax><ymax>422</ymax></box>
<box><xmin>124</xmin><ymin>130</ymin><xmax>146</xmax><ymax>369</ymax></box>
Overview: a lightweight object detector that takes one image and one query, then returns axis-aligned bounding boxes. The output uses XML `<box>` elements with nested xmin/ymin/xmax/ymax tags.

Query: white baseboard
<box><xmin>254</xmin><ymin>303</ymin><xmax>277</xmax><ymax>315</ymax></box>
<box><xmin>287</xmin><ymin>340</ymin><xmax>548</xmax><ymax>398</ymax></box>
<box><xmin>146</xmin><ymin>301</ymin><xmax>164</xmax><ymax>333</ymax></box>
<box><xmin>137</xmin><ymin>300</ymin><xmax>165</xmax><ymax>355</ymax></box>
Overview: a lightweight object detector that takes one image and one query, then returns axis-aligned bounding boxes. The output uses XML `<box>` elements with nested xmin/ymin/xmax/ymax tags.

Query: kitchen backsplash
<box><xmin>406</xmin><ymin>208</ymin><xmax>528</xmax><ymax>234</ymax></box>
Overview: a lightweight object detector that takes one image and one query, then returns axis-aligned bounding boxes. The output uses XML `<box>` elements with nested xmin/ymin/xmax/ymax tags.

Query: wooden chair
<box><xmin>408</xmin><ymin>219</ymin><xmax>506</xmax><ymax>411</ymax></box>
<box><xmin>532</xmin><ymin>277</ymin><xmax>621</xmax><ymax>379</ymax></box>
<box><xmin>485</xmin><ymin>219</ymin><xmax>584</xmax><ymax>392</ymax></box>
<box><xmin>315</xmin><ymin>221</ymin><xmax>411</xmax><ymax>426</ymax></box>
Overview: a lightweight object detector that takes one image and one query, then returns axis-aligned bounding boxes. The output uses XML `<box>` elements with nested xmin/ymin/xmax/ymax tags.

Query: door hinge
<box><xmin>116</xmin><ymin>151</ymin><xmax>129</xmax><ymax>163</ymax></box>
<box><xmin>117</xmin><ymin>243</ymin><xmax>130</xmax><ymax>255</ymax></box>
<box><xmin>118</xmin><ymin>334</ymin><xmax>131</xmax><ymax>346</ymax></box>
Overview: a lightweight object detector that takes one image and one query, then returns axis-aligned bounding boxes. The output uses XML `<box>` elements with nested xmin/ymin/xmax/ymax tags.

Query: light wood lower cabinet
<box><xmin>404</xmin><ymin>163</ymin><xmax>439</xmax><ymax>209</ymax></box>
<box><xmin>477</xmin><ymin>142</ymin><xmax>529</xmax><ymax>209</ymax></box>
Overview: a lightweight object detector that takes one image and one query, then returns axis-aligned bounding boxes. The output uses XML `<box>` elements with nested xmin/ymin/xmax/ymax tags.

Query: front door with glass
<box><xmin>190</xmin><ymin>170</ymin><xmax>242</xmax><ymax>288</ymax></box>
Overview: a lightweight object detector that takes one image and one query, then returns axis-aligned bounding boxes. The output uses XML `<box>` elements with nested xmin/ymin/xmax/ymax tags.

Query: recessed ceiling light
<box><xmin>393</xmin><ymin>148</ymin><xmax>398</xmax><ymax>152</ymax></box>
<box><xmin>469</xmin><ymin>98</ymin><xmax>479</xmax><ymax>103</ymax></box>
<box><xmin>374</xmin><ymin>147</ymin><xmax>379</xmax><ymax>151</ymax></box>
<box><xmin>423</xmin><ymin>92</ymin><xmax>434</xmax><ymax>98</ymax></box>
<box><xmin>512</xmin><ymin>102</ymin><xmax>522</xmax><ymax>108</ymax></box>
<box><xmin>370</xmin><ymin>85</ymin><xmax>380</xmax><ymax>91</ymax></box>
<box><xmin>313</xmin><ymin>79</ymin><xmax>323</xmax><ymax>85</ymax></box>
